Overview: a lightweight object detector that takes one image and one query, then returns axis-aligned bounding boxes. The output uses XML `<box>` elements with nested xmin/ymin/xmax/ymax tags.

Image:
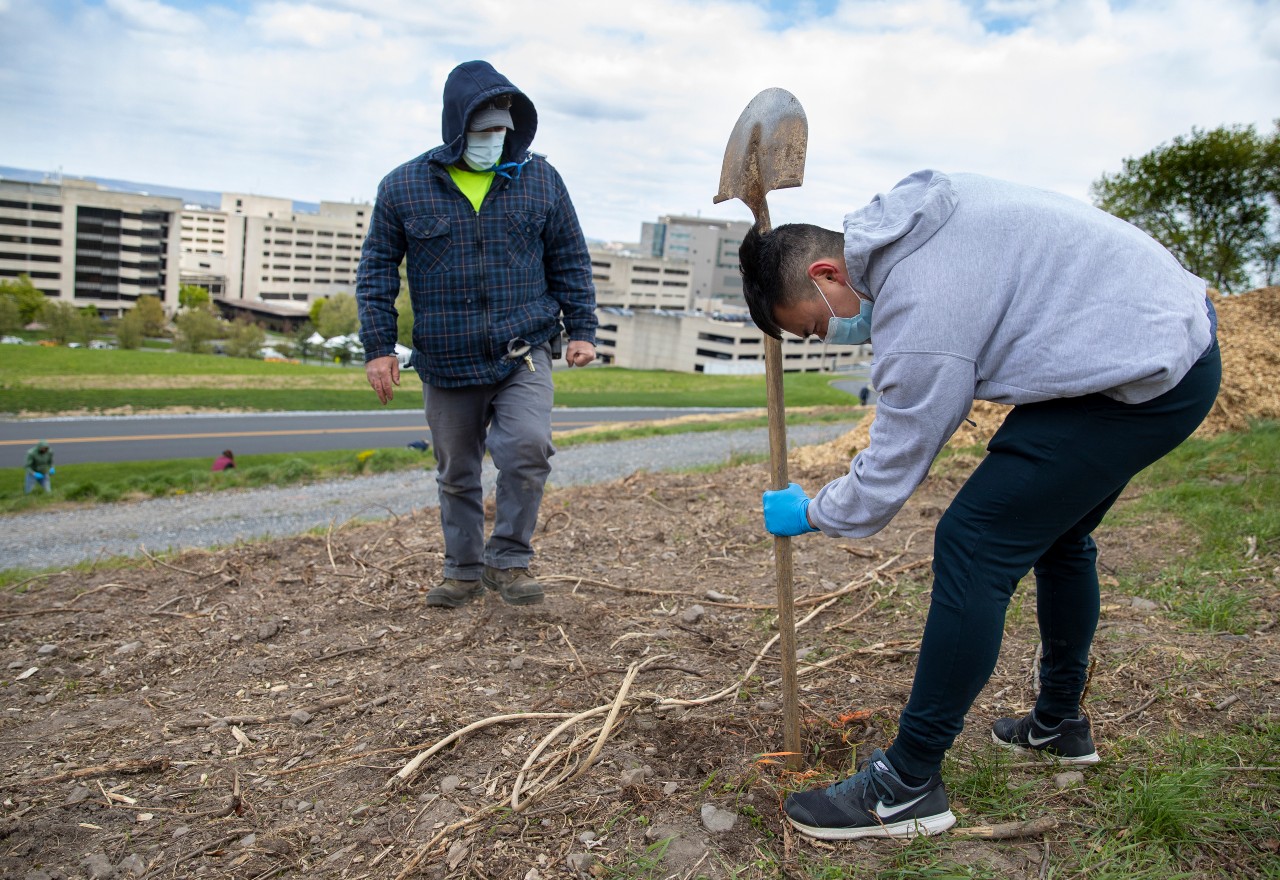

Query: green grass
<box><xmin>0</xmin><ymin>447</ymin><xmax>434</xmax><ymax>513</ymax></box>
<box><xmin>1127</xmin><ymin>421</ymin><xmax>1280</xmax><ymax>567</ymax></box>
<box><xmin>1115</xmin><ymin>420</ymin><xmax>1279</xmax><ymax>633</ymax></box>
<box><xmin>0</xmin><ymin>346</ymin><xmax>862</xmax><ymax>413</ymax></box>
<box><xmin>552</xmin><ymin>366</ymin><xmax>856</xmax><ymax>408</ymax></box>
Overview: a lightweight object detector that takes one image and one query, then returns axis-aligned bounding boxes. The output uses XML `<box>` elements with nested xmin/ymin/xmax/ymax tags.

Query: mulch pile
<box><xmin>1202</xmin><ymin>285</ymin><xmax>1280</xmax><ymax>435</ymax></box>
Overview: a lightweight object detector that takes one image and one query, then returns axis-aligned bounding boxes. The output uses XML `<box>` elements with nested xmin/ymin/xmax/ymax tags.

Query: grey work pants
<box><xmin>424</xmin><ymin>343</ymin><xmax>555</xmax><ymax>581</ymax></box>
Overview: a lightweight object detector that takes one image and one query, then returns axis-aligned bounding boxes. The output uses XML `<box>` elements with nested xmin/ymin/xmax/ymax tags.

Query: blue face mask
<box><xmin>814</xmin><ymin>279</ymin><xmax>873</xmax><ymax>345</ymax></box>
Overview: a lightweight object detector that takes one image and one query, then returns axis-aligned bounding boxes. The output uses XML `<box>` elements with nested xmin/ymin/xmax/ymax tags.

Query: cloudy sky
<box><xmin>1</xmin><ymin>0</ymin><xmax>1277</xmax><ymax>242</ymax></box>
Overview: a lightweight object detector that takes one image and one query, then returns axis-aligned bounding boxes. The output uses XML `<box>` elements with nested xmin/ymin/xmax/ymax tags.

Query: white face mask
<box><xmin>463</xmin><ymin>130</ymin><xmax>506</xmax><ymax>171</ymax></box>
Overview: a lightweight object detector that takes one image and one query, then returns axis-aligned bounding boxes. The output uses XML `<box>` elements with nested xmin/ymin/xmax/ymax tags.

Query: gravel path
<box><xmin>6</xmin><ymin>422</ymin><xmax>856</xmax><ymax>572</ymax></box>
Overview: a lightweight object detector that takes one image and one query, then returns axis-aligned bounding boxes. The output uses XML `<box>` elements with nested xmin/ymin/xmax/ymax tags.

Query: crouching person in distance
<box><xmin>743</xmin><ymin>169</ymin><xmax>1219</xmax><ymax>840</ymax></box>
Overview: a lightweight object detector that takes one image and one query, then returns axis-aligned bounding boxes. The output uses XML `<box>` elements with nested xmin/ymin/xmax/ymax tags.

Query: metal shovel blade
<box><xmin>713</xmin><ymin>87</ymin><xmax>808</xmax><ymax>227</ymax></box>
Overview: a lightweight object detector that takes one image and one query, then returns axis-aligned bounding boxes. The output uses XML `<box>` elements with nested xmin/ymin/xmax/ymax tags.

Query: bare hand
<box><xmin>565</xmin><ymin>340</ymin><xmax>596</xmax><ymax>368</ymax></box>
<box><xmin>365</xmin><ymin>355</ymin><xmax>400</xmax><ymax>405</ymax></box>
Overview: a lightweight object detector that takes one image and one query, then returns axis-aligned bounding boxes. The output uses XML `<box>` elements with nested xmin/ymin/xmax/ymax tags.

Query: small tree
<box><xmin>315</xmin><ymin>292</ymin><xmax>359</xmax><ymax>338</ymax></box>
<box><xmin>74</xmin><ymin>305</ymin><xmax>99</xmax><ymax>346</ymax></box>
<box><xmin>42</xmin><ymin>301</ymin><xmax>81</xmax><ymax>344</ymax></box>
<box><xmin>0</xmin><ymin>274</ymin><xmax>47</xmax><ymax>325</ymax></box>
<box><xmin>292</xmin><ymin>320</ymin><xmax>318</xmax><ymax>362</ymax></box>
<box><xmin>309</xmin><ymin>297</ymin><xmax>326</xmax><ymax>326</ymax></box>
<box><xmin>224</xmin><ymin>318</ymin><xmax>266</xmax><ymax>359</ymax></box>
<box><xmin>115</xmin><ymin>308</ymin><xmax>144</xmax><ymax>350</ymax></box>
<box><xmin>0</xmin><ymin>292</ymin><xmax>20</xmax><ymax>336</ymax></box>
<box><xmin>173</xmin><ymin>307</ymin><xmax>223</xmax><ymax>354</ymax></box>
<box><xmin>133</xmin><ymin>295</ymin><xmax>168</xmax><ymax>337</ymax></box>
<box><xmin>179</xmin><ymin>284</ymin><xmax>211</xmax><ymax>311</ymax></box>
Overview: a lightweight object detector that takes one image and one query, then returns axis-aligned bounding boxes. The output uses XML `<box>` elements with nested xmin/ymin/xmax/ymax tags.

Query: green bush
<box><xmin>240</xmin><ymin>465</ymin><xmax>275</xmax><ymax>486</ymax></box>
<box><xmin>279</xmin><ymin>458</ymin><xmax>317</xmax><ymax>481</ymax></box>
<box><xmin>63</xmin><ymin>482</ymin><xmax>99</xmax><ymax>501</ymax></box>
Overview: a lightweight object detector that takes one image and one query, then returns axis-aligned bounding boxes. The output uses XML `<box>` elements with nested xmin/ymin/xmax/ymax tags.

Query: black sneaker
<box><xmin>991</xmin><ymin>710</ymin><xmax>1100</xmax><ymax>764</ymax></box>
<box><xmin>784</xmin><ymin>748</ymin><xmax>956</xmax><ymax>840</ymax></box>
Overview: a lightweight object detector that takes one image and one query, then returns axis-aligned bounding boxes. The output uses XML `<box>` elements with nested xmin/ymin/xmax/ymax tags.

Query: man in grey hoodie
<box><xmin>740</xmin><ymin>170</ymin><xmax>1220</xmax><ymax>840</ymax></box>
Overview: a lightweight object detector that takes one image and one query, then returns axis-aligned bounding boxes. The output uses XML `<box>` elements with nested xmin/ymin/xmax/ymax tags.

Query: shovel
<box><xmin>714</xmin><ymin>88</ymin><xmax>808</xmax><ymax>771</ymax></box>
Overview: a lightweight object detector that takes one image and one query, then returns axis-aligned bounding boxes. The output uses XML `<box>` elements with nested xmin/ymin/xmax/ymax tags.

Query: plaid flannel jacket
<box><xmin>356</xmin><ymin>150</ymin><xmax>597</xmax><ymax>388</ymax></box>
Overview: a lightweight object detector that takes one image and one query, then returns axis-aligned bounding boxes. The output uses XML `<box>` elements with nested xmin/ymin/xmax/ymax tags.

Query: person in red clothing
<box><xmin>211</xmin><ymin>450</ymin><xmax>235</xmax><ymax>472</ymax></box>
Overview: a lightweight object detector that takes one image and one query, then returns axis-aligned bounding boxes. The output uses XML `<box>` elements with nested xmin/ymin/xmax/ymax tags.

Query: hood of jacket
<box><xmin>436</xmin><ymin>60</ymin><xmax>538</xmax><ymax>167</ymax></box>
<box><xmin>844</xmin><ymin>169</ymin><xmax>958</xmax><ymax>300</ymax></box>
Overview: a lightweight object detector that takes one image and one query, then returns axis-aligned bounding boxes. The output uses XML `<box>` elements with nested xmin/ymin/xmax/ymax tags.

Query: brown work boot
<box><xmin>424</xmin><ymin>577</ymin><xmax>484</xmax><ymax>608</ymax></box>
<box><xmin>481</xmin><ymin>565</ymin><xmax>544</xmax><ymax>605</ymax></box>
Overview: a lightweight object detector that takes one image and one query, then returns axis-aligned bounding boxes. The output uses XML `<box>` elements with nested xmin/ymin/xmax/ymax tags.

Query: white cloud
<box><xmin>0</xmin><ymin>0</ymin><xmax>1276</xmax><ymax>242</ymax></box>
<box><xmin>104</xmin><ymin>0</ymin><xmax>203</xmax><ymax>35</ymax></box>
<box><xmin>249</xmin><ymin>2</ymin><xmax>384</xmax><ymax>48</ymax></box>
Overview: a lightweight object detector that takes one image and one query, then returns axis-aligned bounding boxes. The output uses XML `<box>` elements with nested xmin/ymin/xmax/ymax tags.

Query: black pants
<box><xmin>886</xmin><ymin>342</ymin><xmax>1221</xmax><ymax>780</ymax></box>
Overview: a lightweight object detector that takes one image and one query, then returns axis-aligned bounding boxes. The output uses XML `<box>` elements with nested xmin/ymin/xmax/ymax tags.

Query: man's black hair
<box><xmin>739</xmin><ymin>223</ymin><xmax>844</xmax><ymax>339</ymax></box>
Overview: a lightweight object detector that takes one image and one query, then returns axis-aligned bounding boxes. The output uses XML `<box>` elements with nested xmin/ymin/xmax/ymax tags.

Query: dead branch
<box><xmin>12</xmin><ymin>756</ymin><xmax>170</xmax><ymax>787</ymax></box>
<box><xmin>2</xmin><ymin>571</ymin><xmax>59</xmax><ymax>593</ymax></box>
<box><xmin>951</xmin><ymin>816</ymin><xmax>1057</xmax><ymax>839</ymax></box>
<box><xmin>540</xmin><ymin>508</ymin><xmax>572</xmax><ymax>537</ymax></box>
<box><xmin>349</xmin><ymin>551</ymin><xmax>396</xmax><ymax>575</ymax></box>
<box><xmin>310</xmin><ymin>645</ymin><xmax>378</xmax><ymax>663</ymax></box>
<box><xmin>1108</xmin><ymin>694</ymin><xmax>1160</xmax><ymax>725</ymax></box>
<box><xmin>139</xmin><ymin>545</ymin><xmax>202</xmax><ymax>576</ymax></box>
<box><xmin>538</xmin><ymin>574</ymin><xmax>690</xmax><ymax>597</ymax></box>
<box><xmin>172</xmin><ymin>695</ymin><xmax>356</xmax><ymax>729</ymax></box>
<box><xmin>557</xmin><ymin>625</ymin><xmax>590</xmax><ymax>676</ymax></box>
<box><xmin>69</xmin><ymin>582</ymin><xmax>147</xmax><ymax>604</ymax></box>
<box><xmin>140</xmin><ymin>830</ymin><xmax>250</xmax><ymax>880</ymax></box>
<box><xmin>824</xmin><ymin>587</ymin><xmax>897</xmax><ymax>632</ymax></box>
<box><xmin>767</xmin><ymin>638</ymin><xmax>920</xmax><ymax>687</ymax></box>
<box><xmin>0</xmin><ymin>607</ymin><xmax>106</xmax><ymax>621</ymax></box>
<box><xmin>388</xmin><ymin>712</ymin><xmax>578</xmax><ymax>787</ymax></box>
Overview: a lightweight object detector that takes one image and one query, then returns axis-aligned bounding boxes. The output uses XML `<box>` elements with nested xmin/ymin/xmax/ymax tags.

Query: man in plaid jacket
<box><xmin>357</xmin><ymin>59</ymin><xmax>597</xmax><ymax>608</ymax></box>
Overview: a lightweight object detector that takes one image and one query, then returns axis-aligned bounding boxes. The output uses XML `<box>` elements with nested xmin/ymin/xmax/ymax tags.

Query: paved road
<box><xmin>0</xmin><ymin>407</ymin><xmax>749</xmax><ymax>465</ymax></box>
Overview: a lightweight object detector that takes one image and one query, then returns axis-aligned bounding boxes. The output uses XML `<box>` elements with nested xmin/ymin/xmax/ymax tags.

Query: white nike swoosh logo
<box><xmin>1027</xmin><ymin>732</ymin><xmax>1059</xmax><ymax>746</ymax></box>
<box><xmin>874</xmin><ymin>791</ymin><xmax>932</xmax><ymax>820</ymax></box>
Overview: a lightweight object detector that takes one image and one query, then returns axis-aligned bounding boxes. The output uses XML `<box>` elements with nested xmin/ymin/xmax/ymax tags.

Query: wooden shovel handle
<box><xmin>764</xmin><ymin>334</ymin><xmax>802</xmax><ymax>771</ymax></box>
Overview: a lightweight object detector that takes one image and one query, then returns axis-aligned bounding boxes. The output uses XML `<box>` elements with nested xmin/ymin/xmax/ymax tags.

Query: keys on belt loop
<box><xmin>505</xmin><ymin>339</ymin><xmax>535</xmax><ymax>372</ymax></box>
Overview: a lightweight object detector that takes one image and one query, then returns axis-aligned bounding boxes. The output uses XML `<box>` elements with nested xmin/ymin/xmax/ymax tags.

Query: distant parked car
<box><xmin>67</xmin><ymin>342</ymin><xmax>84</xmax><ymax>348</ymax></box>
<box><xmin>88</xmin><ymin>340</ymin><xmax>114</xmax><ymax>350</ymax></box>
<box><xmin>0</xmin><ymin>335</ymin><xmax>24</xmax><ymax>345</ymax></box>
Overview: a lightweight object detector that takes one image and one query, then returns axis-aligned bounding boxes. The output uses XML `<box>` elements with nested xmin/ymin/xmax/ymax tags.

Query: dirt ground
<box><xmin>3</xmin><ymin>287</ymin><xmax>1278</xmax><ymax>878</ymax></box>
<box><xmin>2</xmin><ymin>445</ymin><xmax>1277</xmax><ymax>879</ymax></box>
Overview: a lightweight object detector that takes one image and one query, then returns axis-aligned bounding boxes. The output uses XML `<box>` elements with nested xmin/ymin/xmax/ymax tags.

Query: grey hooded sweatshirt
<box><xmin>808</xmin><ymin>170</ymin><xmax>1213</xmax><ymax>539</ymax></box>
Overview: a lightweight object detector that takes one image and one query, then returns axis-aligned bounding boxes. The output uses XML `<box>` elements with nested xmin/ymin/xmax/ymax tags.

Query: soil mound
<box><xmin>792</xmin><ymin>286</ymin><xmax>1280</xmax><ymax>474</ymax></box>
<box><xmin>1199</xmin><ymin>285</ymin><xmax>1280</xmax><ymax>435</ymax></box>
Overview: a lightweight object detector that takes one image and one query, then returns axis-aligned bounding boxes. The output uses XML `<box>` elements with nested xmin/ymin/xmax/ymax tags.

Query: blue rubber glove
<box><xmin>49</xmin><ymin>467</ymin><xmax>55</xmax><ymax>475</ymax></box>
<box><xmin>763</xmin><ymin>482</ymin><xmax>820</xmax><ymax>536</ymax></box>
<box><xmin>32</xmin><ymin>471</ymin><xmax>43</xmax><ymax>479</ymax></box>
